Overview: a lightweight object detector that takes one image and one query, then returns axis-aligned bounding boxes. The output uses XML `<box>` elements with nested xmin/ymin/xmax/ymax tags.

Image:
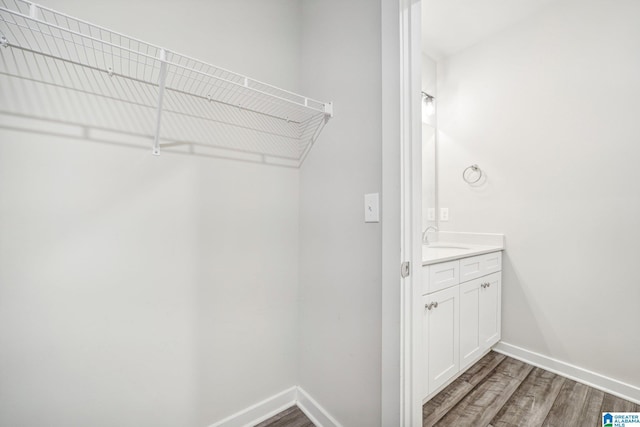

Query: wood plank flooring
<box><xmin>257</xmin><ymin>352</ymin><xmax>638</xmax><ymax>427</ymax></box>
<box><xmin>425</xmin><ymin>351</ymin><xmax>640</xmax><ymax>427</ymax></box>
<box><xmin>255</xmin><ymin>406</ymin><xmax>314</xmax><ymax>427</ymax></box>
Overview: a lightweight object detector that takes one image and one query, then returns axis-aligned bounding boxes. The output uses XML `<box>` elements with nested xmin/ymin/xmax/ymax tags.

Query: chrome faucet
<box><xmin>422</xmin><ymin>226</ymin><xmax>439</xmax><ymax>245</ymax></box>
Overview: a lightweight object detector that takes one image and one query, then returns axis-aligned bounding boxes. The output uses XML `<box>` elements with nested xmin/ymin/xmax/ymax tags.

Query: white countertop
<box><xmin>422</xmin><ymin>243</ymin><xmax>503</xmax><ymax>266</ymax></box>
<box><xmin>421</xmin><ymin>231</ymin><xmax>505</xmax><ymax>265</ymax></box>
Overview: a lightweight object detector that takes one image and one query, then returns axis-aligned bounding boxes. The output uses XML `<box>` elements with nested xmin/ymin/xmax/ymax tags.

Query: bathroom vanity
<box><xmin>421</xmin><ymin>235</ymin><xmax>504</xmax><ymax>402</ymax></box>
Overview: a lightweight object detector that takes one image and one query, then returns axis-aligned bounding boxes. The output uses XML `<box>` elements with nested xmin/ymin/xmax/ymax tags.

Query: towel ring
<box><xmin>462</xmin><ymin>164</ymin><xmax>482</xmax><ymax>184</ymax></box>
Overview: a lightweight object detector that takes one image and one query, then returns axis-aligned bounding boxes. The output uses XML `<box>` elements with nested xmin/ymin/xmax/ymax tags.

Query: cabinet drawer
<box><xmin>459</xmin><ymin>251</ymin><xmax>502</xmax><ymax>283</ymax></box>
<box><xmin>423</xmin><ymin>260</ymin><xmax>459</xmax><ymax>294</ymax></box>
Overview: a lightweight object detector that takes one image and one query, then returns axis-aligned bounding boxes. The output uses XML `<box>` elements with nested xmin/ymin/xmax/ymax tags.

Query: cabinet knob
<box><xmin>425</xmin><ymin>302</ymin><xmax>438</xmax><ymax>310</ymax></box>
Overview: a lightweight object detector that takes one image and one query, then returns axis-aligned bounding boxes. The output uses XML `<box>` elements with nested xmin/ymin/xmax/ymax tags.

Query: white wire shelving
<box><xmin>0</xmin><ymin>0</ymin><xmax>333</xmax><ymax>166</ymax></box>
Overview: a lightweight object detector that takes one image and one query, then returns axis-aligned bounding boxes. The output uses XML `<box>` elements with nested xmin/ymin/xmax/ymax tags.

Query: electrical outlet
<box><xmin>440</xmin><ymin>207</ymin><xmax>449</xmax><ymax>222</ymax></box>
<box><xmin>364</xmin><ymin>193</ymin><xmax>380</xmax><ymax>223</ymax></box>
<box><xmin>427</xmin><ymin>208</ymin><xmax>436</xmax><ymax>221</ymax></box>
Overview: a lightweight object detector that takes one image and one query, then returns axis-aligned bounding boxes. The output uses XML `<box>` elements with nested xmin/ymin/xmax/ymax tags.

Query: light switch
<box><xmin>364</xmin><ymin>193</ymin><xmax>380</xmax><ymax>223</ymax></box>
<box><xmin>440</xmin><ymin>207</ymin><xmax>449</xmax><ymax>222</ymax></box>
<box><xmin>427</xmin><ymin>208</ymin><xmax>436</xmax><ymax>221</ymax></box>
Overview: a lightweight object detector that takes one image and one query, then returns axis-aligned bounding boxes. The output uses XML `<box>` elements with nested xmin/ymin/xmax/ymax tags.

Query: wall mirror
<box><xmin>422</xmin><ymin>54</ymin><xmax>437</xmax><ymax>233</ymax></box>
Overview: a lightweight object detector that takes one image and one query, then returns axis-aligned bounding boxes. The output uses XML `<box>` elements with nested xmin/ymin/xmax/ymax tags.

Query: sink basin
<box><xmin>423</xmin><ymin>247</ymin><xmax>469</xmax><ymax>256</ymax></box>
<box><xmin>423</xmin><ymin>244</ymin><xmax>473</xmax><ymax>259</ymax></box>
<box><xmin>425</xmin><ymin>244</ymin><xmax>470</xmax><ymax>250</ymax></box>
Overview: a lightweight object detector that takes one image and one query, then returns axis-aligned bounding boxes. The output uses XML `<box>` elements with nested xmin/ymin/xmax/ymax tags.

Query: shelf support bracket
<box><xmin>152</xmin><ymin>48</ymin><xmax>168</xmax><ymax>156</ymax></box>
<box><xmin>324</xmin><ymin>102</ymin><xmax>334</xmax><ymax>119</ymax></box>
<box><xmin>29</xmin><ymin>3</ymin><xmax>38</xmax><ymax>20</ymax></box>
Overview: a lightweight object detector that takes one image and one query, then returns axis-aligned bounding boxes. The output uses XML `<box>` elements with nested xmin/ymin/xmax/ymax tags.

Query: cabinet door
<box><xmin>459</xmin><ymin>278</ymin><xmax>482</xmax><ymax>369</ymax></box>
<box><xmin>423</xmin><ymin>286</ymin><xmax>460</xmax><ymax>395</ymax></box>
<box><xmin>479</xmin><ymin>272</ymin><xmax>501</xmax><ymax>348</ymax></box>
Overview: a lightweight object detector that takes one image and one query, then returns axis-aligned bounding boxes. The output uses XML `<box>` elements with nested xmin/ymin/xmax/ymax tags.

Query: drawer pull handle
<box><xmin>481</xmin><ymin>282</ymin><xmax>491</xmax><ymax>288</ymax></box>
<box><xmin>425</xmin><ymin>302</ymin><xmax>439</xmax><ymax>310</ymax></box>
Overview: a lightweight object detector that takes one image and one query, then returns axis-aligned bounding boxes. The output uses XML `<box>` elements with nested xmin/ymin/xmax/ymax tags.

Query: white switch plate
<box><xmin>427</xmin><ymin>208</ymin><xmax>436</xmax><ymax>221</ymax></box>
<box><xmin>440</xmin><ymin>207</ymin><xmax>449</xmax><ymax>222</ymax></box>
<box><xmin>364</xmin><ymin>193</ymin><xmax>380</xmax><ymax>223</ymax></box>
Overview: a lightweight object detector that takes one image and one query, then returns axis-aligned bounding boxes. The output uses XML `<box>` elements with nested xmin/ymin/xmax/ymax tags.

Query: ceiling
<box><xmin>422</xmin><ymin>0</ymin><xmax>558</xmax><ymax>58</ymax></box>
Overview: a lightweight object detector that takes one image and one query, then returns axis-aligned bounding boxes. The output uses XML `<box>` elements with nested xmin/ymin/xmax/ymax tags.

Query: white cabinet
<box><xmin>479</xmin><ymin>272</ymin><xmax>501</xmax><ymax>349</ymax></box>
<box><xmin>422</xmin><ymin>260</ymin><xmax>459</xmax><ymax>294</ymax></box>
<box><xmin>422</xmin><ymin>251</ymin><xmax>502</xmax><ymax>401</ymax></box>
<box><xmin>459</xmin><ymin>252</ymin><xmax>501</xmax><ymax>282</ymax></box>
<box><xmin>422</xmin><ymin>286</ymin><xmax>460</xmax><ymax>396</ymax></box>
<box><xmin>459</xmin><ymin>272</ymin><xmax>502</xmax><ymax>370</ymax></box>
<box><xmin>459</xmin><ymin>278</ymin><xmax>482</xmax><ymax>368</ymax></box>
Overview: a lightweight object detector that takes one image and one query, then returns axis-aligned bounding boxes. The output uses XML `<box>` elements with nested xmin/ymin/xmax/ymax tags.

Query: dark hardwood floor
<box><xmin>424</xmin><ymin>351</ymin><xmax>640</xmax><ymax>427</ymax></box>
<box><xmin>255</xmin><ymin>405</ymin><xmax>314</xmax><ymax>427</ymax></box>
<box><xmin>257</xmin><ymin>352</ymin><xmax>638</xmax><ymax>427</ymax></box>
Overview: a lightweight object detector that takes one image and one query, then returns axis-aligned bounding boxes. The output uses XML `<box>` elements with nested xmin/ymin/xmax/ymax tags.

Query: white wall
<box><xmin>298</xmin><ymin>1</ymin><xmax>383</xmax><ymax>425</ymax></box>
<box><xmin>437</xmin><ymin>0</ymin><xmax>640</xmax><ymax>389</ymax></box>
<box><xmin>0</xmin><ymin>1</ymin><xmax>302</xmax><ymax>426</ymax></box>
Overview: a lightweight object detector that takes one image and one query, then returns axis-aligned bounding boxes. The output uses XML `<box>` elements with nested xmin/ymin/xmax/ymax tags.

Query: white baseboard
<box><xmin>209</xmin><ymin>386</ymin><xmax>342</xmax><ymax>427</ymax></box>
<box><xmin>493</xmin><ymin>341</ymin><xmax>640</xmax><ymax>405</ymax></box>
<box><xmin>208</xmin><ymin>387</ymin><xmax>297</xmax><ymax>427</ymax></box>
<box><xmin>297</xmin><ymin>387</ymin><xmax>343</xmax><ymax>427</ymax></box>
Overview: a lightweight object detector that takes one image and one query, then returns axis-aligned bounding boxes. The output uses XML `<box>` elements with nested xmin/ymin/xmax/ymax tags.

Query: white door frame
<box><xmin>399</xmin><ymin>0</ymin><xmax>423</xmax><ymax>425</ymax></box>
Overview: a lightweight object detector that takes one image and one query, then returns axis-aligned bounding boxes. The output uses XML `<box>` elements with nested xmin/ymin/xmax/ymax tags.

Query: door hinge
<box><xmin>401</xmin><ymin>261</ymin><xmax>410</xmax><ymax>278</ymax></box>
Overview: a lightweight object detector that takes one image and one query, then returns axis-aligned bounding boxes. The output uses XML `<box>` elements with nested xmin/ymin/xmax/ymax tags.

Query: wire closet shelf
<box><xmin>0</xmin><ymin>0</ymin><xmax>333</xmax><ymax>166</ymax></box>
